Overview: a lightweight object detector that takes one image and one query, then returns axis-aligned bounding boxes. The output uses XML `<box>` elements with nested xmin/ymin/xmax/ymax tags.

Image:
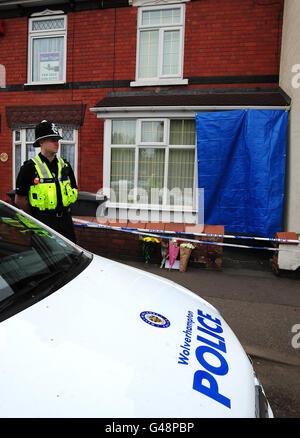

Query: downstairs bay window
<box><xmin>104</xmin><ymin>118</ymin><xmax>197</xmax><ymax>214</ymax></box>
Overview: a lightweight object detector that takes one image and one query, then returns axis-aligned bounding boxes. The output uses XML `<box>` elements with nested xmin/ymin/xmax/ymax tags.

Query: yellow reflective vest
<box><xmin>28</xmin><ymin>155</ymin><xmax>78</xmax><ymax>211</ymax></box>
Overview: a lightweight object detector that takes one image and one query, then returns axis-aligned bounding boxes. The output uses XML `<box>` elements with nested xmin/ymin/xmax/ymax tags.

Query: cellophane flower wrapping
<box><xmin>169</xmin><ymin>239</ymin><xmax>180</xmax><ymax>269</ymax></box>
<box><xmin>179</xmin><ymin>243</ymin><xmax>195</xmax><ymax>272</ymax></box>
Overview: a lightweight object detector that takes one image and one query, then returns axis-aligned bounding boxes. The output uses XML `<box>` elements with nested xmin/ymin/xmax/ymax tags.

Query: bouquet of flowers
<box><xmin>141</xmin><ymin>236</ymin><xmax>160</xmax><ymax>266</ymax></box>
<box><xmin>179</xmin><ymin>243</ymin><xmax>195</xmax><ymax>272</ymax></box>
<box><xmin>160</xmin><ymin>240</ymin><xmax>169</xmax><ymax>268</ymax></box>
<box><xmin>168</xmin><ymin>239</ymin><xmax>180</xmax><ymax>270</ymax></box>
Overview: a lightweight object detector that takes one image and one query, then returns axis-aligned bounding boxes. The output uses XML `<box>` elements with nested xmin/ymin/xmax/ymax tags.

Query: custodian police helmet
<box><xmin>33</xmin><ymin>120</ymin><xmax>62</xmax><ymax>147</ymax></box>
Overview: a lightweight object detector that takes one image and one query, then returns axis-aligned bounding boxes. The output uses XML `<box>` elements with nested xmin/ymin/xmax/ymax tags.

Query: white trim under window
<box><xmin>131</xmin><ymin>3</ymin><xmax>188</xmax><ymax>87</ymax></box>
<box><xmin>129</xmin><ymin>1</ymin><xmax>191</xmax><ymax>7</ymax></box>
<box><xmin>12</xmin><ymin>125</ymin><xmax>78</xmax><ymax>188</ymax></box>
<box><xmin>26</xmin><ymin>11</ymin><xmax>67</xmax><ymax>85</ymax></box>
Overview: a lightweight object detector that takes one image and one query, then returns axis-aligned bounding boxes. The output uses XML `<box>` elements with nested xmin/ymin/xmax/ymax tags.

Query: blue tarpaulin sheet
<box><xmin>196</xmin><ymin>109</ymin><xmax>288</xmax><ymax>237</ymax></box>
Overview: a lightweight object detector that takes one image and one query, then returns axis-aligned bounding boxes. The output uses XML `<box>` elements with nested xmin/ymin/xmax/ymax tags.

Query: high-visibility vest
<box><xmin>3</xmin><ymin>214</ymin><xmax>52</xmax><ymax>237</ymax></box>
<box><xmin>28</xmin><ymin>155</ymin><xmax>78</xmax><ymax>211</ymax></box>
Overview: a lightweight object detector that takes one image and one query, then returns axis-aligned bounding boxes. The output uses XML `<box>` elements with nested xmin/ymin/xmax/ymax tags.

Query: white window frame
<box><xmin>26</xmin><ymin>11</ymin><xmax>67</xmax><ymax>85</ymax></box>
<box><xmin>138</xmin><ymin>118</ymin><xmax>168</xmax><ymax>145</ymax></box>
<box><xmin>12</xmin><ymin>126</ymin><xmax>78</xmax><ymax>188</ymax></box>
<box><xmin>129</xmin><ymin>1</ymin><xmax>190</xmax><ymax>5</ymax></box>
<box><xmin>103</xmin><ymin>116</ymin><xmax>197</xmax><ymax>212</ymax></box>
<box><xmin>131</xmin><ymin>3</ymin><xmax>188</xmax><ymax>87</ymax></box>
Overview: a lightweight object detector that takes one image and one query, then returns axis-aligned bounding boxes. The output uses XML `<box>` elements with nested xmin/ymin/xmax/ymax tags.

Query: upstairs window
<box><xmin>27</xmin><ymin>12</ymin><xmax>67</xmax><ymax>85</ymax></box>
<box><xmin>131</xmin><ymin>4</ymin><xmax>187</xmax><ymax>87</ymax></box>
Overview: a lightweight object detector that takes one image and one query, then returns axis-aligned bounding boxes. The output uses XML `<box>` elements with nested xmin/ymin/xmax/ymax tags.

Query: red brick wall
<box><xmin>0</xmin><ymin>17</ymin><xmax>27</xmax><ymax>85</ymax></box>
<box><xmin>69</xmin><ymin>8</ymin><xmax>137</xmax><ymax>82</ymax></box>
<box><xmin>0</xmin><ymin>0</ymin><xmax>284</xmax><ymax>201</ymax></box>
<box><xmin>184</xmin><ymin>0</ymin><xmax>283</xmax><ymax>78</ymax></box>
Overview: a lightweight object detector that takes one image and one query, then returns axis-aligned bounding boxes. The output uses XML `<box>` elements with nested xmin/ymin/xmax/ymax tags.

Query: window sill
<box><xmin>24</xmin><ymin>81</ymin><xmax>67</xmax><ymax>90</ymax></box>
<box><xmin>24</xmin><ymin>81</ymin><xmax>66</xmax><ymax>86</ymax></box>
<box><xmin>130</xmin><ymin>78</ymin><xmax>188</xmax><ymax>87</ymax></box>
<box><xmin>130</xmin><ymin>0</ymin><xmax>191</xmax><ymax>6</ymax></box>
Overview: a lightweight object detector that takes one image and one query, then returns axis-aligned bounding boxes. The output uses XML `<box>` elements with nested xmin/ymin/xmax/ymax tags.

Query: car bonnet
<box><xmin>0</xmin><ymin>254</ymin><xmax>257</xmax><ymax>418</ymax></box>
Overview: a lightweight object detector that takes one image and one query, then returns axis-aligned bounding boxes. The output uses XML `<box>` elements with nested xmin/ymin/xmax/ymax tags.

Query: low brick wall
<box><xmin>191</xmin><ymin>224</ymin><xmax>224</xmax><ymax>270</ymax></box>
<box><xmin>73</xmin><ymin>217</ymin><xmax>224</xmax><ymax>271</ymax></box>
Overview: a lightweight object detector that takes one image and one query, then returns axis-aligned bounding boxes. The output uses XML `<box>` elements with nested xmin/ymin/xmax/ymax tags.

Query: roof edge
<box><xmin>90</xmin><ymin>105</ymin><xmax>290</xmax><ymax>120</ymax></box>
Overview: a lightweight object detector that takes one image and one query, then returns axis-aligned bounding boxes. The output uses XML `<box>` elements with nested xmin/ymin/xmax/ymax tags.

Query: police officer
<box><xmin>15</xmin><ymin>120</ymin><xmax>78</xmax><ymax>243</ymax></box>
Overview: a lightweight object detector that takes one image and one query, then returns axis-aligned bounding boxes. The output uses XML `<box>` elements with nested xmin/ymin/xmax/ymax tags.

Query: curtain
<box><xmin>138</xmin><ymin>148</ymin><xmax>165</xmax><ymax>204</ymax></box>
<box><xmin>60</xmin><ymin>144</ymin><xmax>75</xmax><ymax>169</ymax></box>
<box><xmin>110</xmin><ymin>148</ymin><xmax>135</xmax><ymax>203</ymax></box>
<box><xmin>32</xmin><ymin>37</ymin><xmax>64</xmax><ymax>82</ymax></box>
<box><xmin>112</xmin><ymin>120</ymin><xmax>136</xmax><ymax>145</ymax></box>
<box><xmin>163</xmin><ymin>30</ymin><xmax>180</xmax><ymax>75</ymax></box>
<box><xmin>141</xmin><ymin>121</ymin><xmax>164</xmax><ymax>142</ymax></box>
<box><xmin>15</xmin><ymin>144</ymin><xmax>21</xmax><ymax>177</ymax></box>
<box><xmin>167</xmin><ymin>149</ymin><xmax>195</xmax><ymax>206</ymax></box>
<box><xmin>170</xmin><ymin>120</ymin><xmax>195</xmax><ymax>145</ymax></box>
<box><xmin>141</xmin><ymin>8</ymin><xmax>181</xmax><ymax>26</ymax></box>
<box><xmin>138</xmin><ymin>30</ymin><xmax>159</xmax><ymax>79</ymax></box>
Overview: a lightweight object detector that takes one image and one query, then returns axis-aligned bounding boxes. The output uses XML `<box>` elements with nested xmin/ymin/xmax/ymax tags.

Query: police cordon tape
<box><xmin>73</xmin><ymin>218</ymin><xmax>300</xmax><ymax>253</ymax></box>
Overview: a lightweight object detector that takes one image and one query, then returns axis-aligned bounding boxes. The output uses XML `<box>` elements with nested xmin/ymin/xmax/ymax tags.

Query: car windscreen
<box><xmin>0</xmin><ymin>203</ymin><xmax>92</xmax><ymax>322</ymax></box>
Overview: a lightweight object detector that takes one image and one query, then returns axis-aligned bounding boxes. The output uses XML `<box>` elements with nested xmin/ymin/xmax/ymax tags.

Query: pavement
<box><xmin>108</xmin><ymin>244</ymin><xmax>300</xmax><ymax>418</ymax></box>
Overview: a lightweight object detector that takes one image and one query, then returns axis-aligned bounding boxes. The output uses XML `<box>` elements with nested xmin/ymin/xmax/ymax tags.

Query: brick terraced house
<box><xmin>0</xmin><ymin>0</ymin><xmax>291</xmax><ymax>265</ymax></box>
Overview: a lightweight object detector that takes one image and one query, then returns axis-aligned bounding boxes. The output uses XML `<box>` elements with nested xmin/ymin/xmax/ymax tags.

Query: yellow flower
<box><xmin>143</xmin><ymin>237</ymin><xmax>159</xmax><ymax>243</ymax></box>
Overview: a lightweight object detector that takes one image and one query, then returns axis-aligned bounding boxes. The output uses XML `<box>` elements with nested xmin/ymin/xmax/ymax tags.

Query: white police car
<box><xmin>0</xmin><ymin>200</ymin><xmax>273</xmax><ymax>418</ymax></box>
